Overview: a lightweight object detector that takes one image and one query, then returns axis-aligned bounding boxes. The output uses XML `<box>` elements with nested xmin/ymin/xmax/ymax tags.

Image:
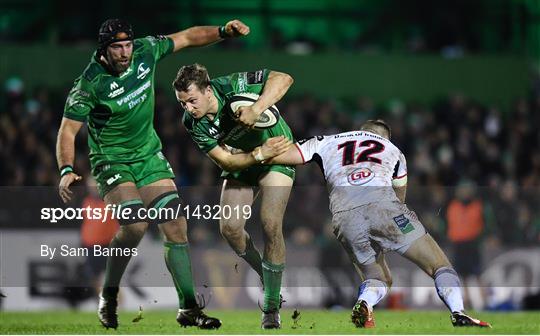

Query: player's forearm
<box><xmin>219</xmin><ymin>152</ymin><xmax>259</xmax><ymax>172</ymax></box>
<box><xmin>251</xmin><ymin>72</ymin><xmax>294</xmax><ymax>115</ymax></box>
<box><xmin>170</xmin><ymin>26</ymin><xmax>221</xmax><ymax>51</ymax></box>
<box><xmin>56</xmin><ymin>128</ymin><xmax>76</xmax><ymax>169</ymax></box>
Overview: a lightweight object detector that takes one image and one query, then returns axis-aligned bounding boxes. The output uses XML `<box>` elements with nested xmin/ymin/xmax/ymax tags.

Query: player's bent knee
<box><xmin>159</xmin><ymin>218</ymin><xmax>188</xmax><ymax>243</ymax></box>
<box><xmin>219</xmin><ymin>215</ymin><xmax>246</xmax><ymax>231</ymax></box>
<box><xmin>220</xmin><ymin>223</ymin><xmax>243</xmax><ymax>241</ymax></box>
<box><xmin>117</xmin><ymin>222</ymin><xmax>148</xmax><ymax>242</ymax></box>
<box><xmin>261</xmin><ymin>215</ymin><xmax>284</xmax><ymax>229</ymax></box>
<box><xmin>261</xmin><ymin>220</ymin><xmax>283</xmax><ymax>238</ymax></box>
<box><xmin>147</xmin><ymin>191</ymin><xmax>184</xmax><ymax>226</ymax></box>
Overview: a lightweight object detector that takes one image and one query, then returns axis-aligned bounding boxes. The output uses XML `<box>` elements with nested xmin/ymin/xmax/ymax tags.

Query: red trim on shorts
<box><xmin>393</xmin><ymin>173</ymin><xmax>408</xmax><ymax>179</ymax></box>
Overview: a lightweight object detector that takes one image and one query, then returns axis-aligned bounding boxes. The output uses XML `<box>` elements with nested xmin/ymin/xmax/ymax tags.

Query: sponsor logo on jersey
<box><xmin>137</xmin><ymin>63</ymin><xmax>150</xmax><ymax>80</ymax></box>
<box><xmin>247</xmin><ymin>70</ymin><xmax>264</xmax><ymax>84</ymax></box>
<box><xmin>347</xmin><ymin>167</ymin><xmax>374</xmax><ymax>185</ymax></box>
<box><xmin>297</xmin><ymin>135</ymin><xmax>324</xmax><ymax>145</ymax></box>
<box><xmin>106</xmin><ymin>173</ymin><xmax>122</xmax><ymax>186</ymax></box>
<box><xmin>108</xmin><ymin>81</ymin><xmax>125</xmax><ymax>98</ymax></box>
<box><xmin>209</xmin><ymin>127</ymin><xmax>219</xmax><ymax>135</ymax></box>
<box><xmin>108</xmin><ymin>87</ymin><xmax>125</xmax><ymax>98</ymax></box>
<box><xmin>67</xmin><ymin>88</ymin><xmax>89</xmax><ymax>108</ymax></box>
<box><xmin>147</xmin><ymin>35</ymin><xmax>168</xmax><ymax>46</ymax></box>
<box><xmin>237</xmin><ymin>73</ymin><xmax>247</xmax><ymax>91</ymax></box>
<box><xmin>393</xmin><ymin>214</ymin><xmax>415</xmax><ymax>234</ymax></box>
<box><xmin>116</xmin><ymin>80</ymin><xmax>151</xmax><ymax>108</ymax></box>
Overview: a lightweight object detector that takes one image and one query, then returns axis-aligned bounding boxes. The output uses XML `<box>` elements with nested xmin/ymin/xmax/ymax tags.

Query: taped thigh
<box><xmin>117</xmin><ymin>199</ymin><xmax>146</xmax><ymax>226</ymax></box>
<box><xmin>147</xmin><ymin>191</ymin><xmax>184</xmax><ymax>225</ymax></box>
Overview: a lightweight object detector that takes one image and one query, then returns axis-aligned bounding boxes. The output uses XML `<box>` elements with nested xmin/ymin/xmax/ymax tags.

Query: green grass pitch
<box><xmin>1</xmin><ymin>309</ymin><xmax>538</xmax><ymax>334</ymax></box>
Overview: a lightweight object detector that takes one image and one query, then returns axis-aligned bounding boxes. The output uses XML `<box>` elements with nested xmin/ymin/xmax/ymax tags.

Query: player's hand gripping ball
<box><xmin>227</xmin><ymin>93</ymin><xmax>280</xmax><ymax>130</ymax></box>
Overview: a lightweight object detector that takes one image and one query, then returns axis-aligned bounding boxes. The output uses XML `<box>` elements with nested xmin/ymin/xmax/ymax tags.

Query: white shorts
<box><xmin>332</xmin><ymin>201</ymin><xmax>426</xmax><ymax>265</ymax></box>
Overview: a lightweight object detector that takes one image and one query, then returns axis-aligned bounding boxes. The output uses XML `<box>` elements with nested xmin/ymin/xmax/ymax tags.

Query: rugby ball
<box><xmin>228</xmin><ymin>92</ymin><xmax>280</xmax><ymax>130</ymax></box>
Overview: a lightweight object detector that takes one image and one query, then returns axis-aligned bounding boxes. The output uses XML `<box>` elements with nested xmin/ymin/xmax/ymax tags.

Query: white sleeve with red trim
<box><xmin>295</xmin><ymin>136</ymin><xmax>325</xmax><ymax>164</ymax></box>
<box><xmin>392</xmin><ymin>151</ymin><xmax>408</xmax><ymax>187</ymax></box>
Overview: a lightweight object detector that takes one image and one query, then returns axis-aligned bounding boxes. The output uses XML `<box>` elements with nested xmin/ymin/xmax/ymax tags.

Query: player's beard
<box><xmin>112</xmin><ymin>57</ymin><xmax>131</xmax><ymax>74</ymax></box>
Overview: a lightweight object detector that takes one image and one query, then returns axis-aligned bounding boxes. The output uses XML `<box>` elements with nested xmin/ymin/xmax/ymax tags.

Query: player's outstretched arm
<box><xmin>167</xmin><ymin>19</ymin><xmax>250</xmax><ymax>52</ymax></box>
<box><xmin>207</xmin><ymin>136</ymin><xmax>291</xmax><ymax>171</ymax></box>
<box><xmin>264</xmin><ymin>145</ymin><xmax>304</xmax><ymax>166</ymax></box>
<box><xmin>236</xmin><ymin>71</ymin><xmax>294</xmax><ymax>127</ymax></box>
<box><xmin>56</xmin><ymin>117</ymin><xmax>83</xmax><ymax>203</ymax></box>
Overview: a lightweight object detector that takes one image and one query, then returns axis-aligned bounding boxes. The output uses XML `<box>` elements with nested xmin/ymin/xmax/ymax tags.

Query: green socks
<box><xmin>238</xmin><ymin>235</ymin><xmax>264</xmax><ymax>281</ymax></box>
<box><xmin>102</xmin><ymin>237</ymin><xmax>134</xmax><ymax>300</ymax></box>
<box><xmin>164</xmin><ymin>242</ymin><xmax>197</xmax><ymax>309</ymax></box>
<box><xmin>262</xmin><ymin>259</ymin><xmax>285</xmax><ymax>311</ymax></box>
<box><xmin>238</xmin><ymin>236</ymin><xmax>285</xmax><ymax>311</ymax></box>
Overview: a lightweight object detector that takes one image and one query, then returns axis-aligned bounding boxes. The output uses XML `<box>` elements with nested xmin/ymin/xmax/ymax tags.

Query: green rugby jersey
<box><xmin>64</xmin><ymin>35</ymin><xmax>174</xmax><ymax>168</ymax></box>
<box><xmin>183</xmin><ymin>69</ymin><xmax>294</xmax><ymax>155</ymax></box>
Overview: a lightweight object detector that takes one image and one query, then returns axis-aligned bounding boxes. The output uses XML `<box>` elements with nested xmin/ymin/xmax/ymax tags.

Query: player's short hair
<box><xmin>360</xmin><ymin>119</ymin><xmax>391</xmax><ymax>139</ymax></box>
<box><xmin>172</xmin><ymin>63</ymin><xmax>211</xmax><ymax>93</ymax></box>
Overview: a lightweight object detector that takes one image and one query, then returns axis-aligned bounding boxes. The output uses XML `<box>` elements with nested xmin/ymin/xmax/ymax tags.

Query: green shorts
<box><xmin>93</xmin><ymin>151</ymin><xmax>175</xmax><ymax>197</ymax></box>
<box><xmin>221</xmin><ymin>164</ymin><xmax>295</xmax><ymax>186</ymax></box>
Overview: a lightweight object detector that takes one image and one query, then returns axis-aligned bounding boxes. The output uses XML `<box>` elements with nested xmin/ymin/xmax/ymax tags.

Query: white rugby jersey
<box><xmin>295</xmin><ymin>131</ymin><xmax>407</xmax><ymax>213</ymax></box>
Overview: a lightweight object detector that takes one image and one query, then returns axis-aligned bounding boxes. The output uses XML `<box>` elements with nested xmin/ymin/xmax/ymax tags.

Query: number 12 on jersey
<box><xmin>337</xmin><ymin>140</ymin><xmax>385</xmax><ymax>166</ymax></box>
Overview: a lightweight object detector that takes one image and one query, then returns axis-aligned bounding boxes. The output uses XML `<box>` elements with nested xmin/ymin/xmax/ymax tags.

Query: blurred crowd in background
<box><xmin>3</xmin><ymin>0</ymin><xmax>539</xmax><ymax>58</ymax></box>
<box><xmin>1</xmin><ymin>77</ymin><xmax>540</xmax><ymax>254</ymax></box>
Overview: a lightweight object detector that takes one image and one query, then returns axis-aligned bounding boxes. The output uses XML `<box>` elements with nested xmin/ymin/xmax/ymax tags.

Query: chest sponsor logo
<box><xmin>137</xmin><ymin>63</ymin><xmax>150</xmax><ymax>80</ymax></box>
<box><xmin>347</xmin><ymin>167</ymin><xmax>374</xmax><ymax>186</ymax></box>
<box><xmin>108</xmin><ymin>81</ymin><xmax>125</xmax><ymax>98</ymax></box>
<box><xmin>209</xmin><ymin>127</ymin><xmax>219</xmax><ymax>135</ymax></box>
<box><xmin>116</xmin><ymin>80</ymin><xmax>151</xmax><ymax>109</ymax></box>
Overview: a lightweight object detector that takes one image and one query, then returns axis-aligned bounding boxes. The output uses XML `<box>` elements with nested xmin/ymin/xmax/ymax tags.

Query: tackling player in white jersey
<box><xmin>249</xmin><ymin>120</ymin><xmax>490</xmax><ymax>329</ymax></box>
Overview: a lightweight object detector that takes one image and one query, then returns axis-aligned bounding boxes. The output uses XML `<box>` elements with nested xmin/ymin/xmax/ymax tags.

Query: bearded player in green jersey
<box><xmin>173</xmin><ymin>64</ymin><xmax>295</xmax><ymax>329</ymax></box>
<box><xmin>56</xmin><ymin>19</ymin><xmax>249</xmax><ymax>330</ymax></box>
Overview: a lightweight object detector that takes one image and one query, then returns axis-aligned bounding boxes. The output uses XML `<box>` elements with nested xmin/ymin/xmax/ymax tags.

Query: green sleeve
<box><xmin>230</xmin><ymin>69</ymin><xmax>271</xmax><ymax>95</ymax></box>
<box><xmin>63</xmin><ymin>77</ymin><xmax>96</xmax><ymax>122</ymax></box>
<box><xmin>141</xmin><ymin>35</ymin><xmax>174</xmax><ymax>62</ymax></box>
<box><xmin>182</xmin><ymin>115</ymin><xmax>219</xmax><ymax>153</ymax></box>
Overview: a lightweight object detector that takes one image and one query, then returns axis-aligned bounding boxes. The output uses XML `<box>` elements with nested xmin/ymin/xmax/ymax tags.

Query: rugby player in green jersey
<box><xmin>173</xmin><ymin>64</ymin><xmax>295</xmax><ymax>329</ymax></box>
<box><xmin>56</xmin><ymin>19</ymin><xmax>249</xmax><ymax>330</ymax></box>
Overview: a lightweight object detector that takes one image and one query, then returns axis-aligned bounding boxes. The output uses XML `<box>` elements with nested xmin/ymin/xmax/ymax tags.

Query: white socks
<box><xmin>434</xmin><ymin>267</ymin><xmax>465</xmax><ymax>313</ymax></box>
<box><xmin>357</xmin><ymin>279</ymin><xmax>388</xmax><ymax>308</ymax></box>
